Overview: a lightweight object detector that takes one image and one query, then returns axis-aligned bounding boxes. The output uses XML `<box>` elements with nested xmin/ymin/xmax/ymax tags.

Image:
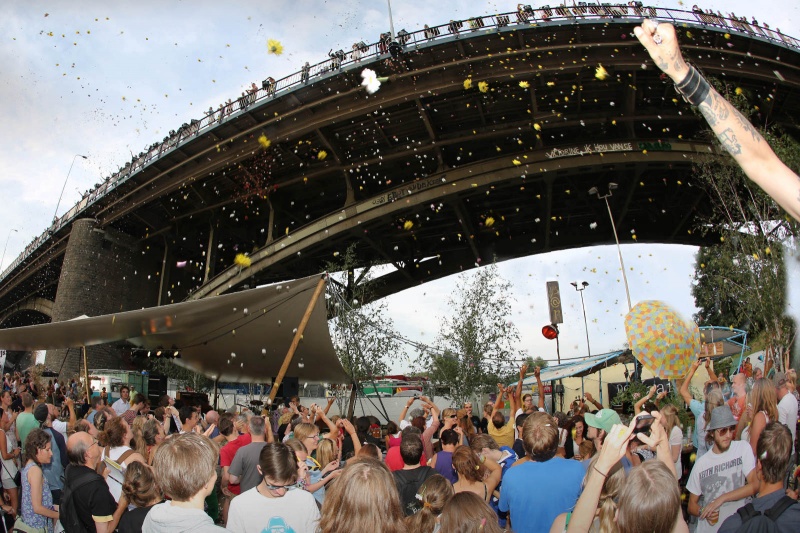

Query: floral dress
<box><xmin>21</xmin><ymin>462</ymin><xmax>54</xmax><ymax>533</ymax></box>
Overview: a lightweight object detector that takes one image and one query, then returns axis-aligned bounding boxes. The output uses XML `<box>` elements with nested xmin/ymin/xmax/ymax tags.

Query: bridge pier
<box><xmin>46</xmin><ymin>219</ymin><xmax>159</xmax><ymax>378</ymax></box>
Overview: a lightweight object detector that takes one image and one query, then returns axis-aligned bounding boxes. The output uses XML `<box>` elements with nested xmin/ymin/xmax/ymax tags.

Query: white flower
<box><xmin>589</xmin><ymin>222</ymin><xmax>598</xmax><ymax>230</ymax></box>
<box><xmin>361</xmin><ymin>68</ymin><xmax>381</xmax><ymax>94</ymax></box>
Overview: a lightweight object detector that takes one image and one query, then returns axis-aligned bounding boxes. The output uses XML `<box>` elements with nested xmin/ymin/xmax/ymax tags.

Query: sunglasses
<box><xmin>716</xmin><ymin>426</ymin><xmax>737</xmax><ymax>436</ymax></box>
<box><xmin>447</xmin><ymin>415</ymin><xmax>458</xmax><ymax>419</ymax></box>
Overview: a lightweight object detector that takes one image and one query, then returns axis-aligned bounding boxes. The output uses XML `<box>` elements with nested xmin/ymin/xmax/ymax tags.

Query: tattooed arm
<box><xmin>634</xmin><ymin>19</ymin><xmax>800</xmax><ymax>222</ymax></box>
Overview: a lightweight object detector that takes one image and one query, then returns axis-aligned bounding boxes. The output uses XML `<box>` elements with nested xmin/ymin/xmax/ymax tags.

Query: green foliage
<box><xmin>423</xmin><ymin>264</ymin><xmax>520</xmax><ymax>404</ymax></box>
<box><xmin>147</xmin><ymin>357</ymin><xmax>214</xmax><ymax>392</ymax></box>
<box><xmin>326</xmin><ymin>245</ymin><xmax>402</xmax><ymax>386</ymax></box>
<box><xmin>691</xmin><ymin>78</ymin><xmax>798</xmax><ymax>368</ymax></box>
<box><xmin>525</xmin><ymin>355</ymin><xmax>550</xmax><ymax>369</ymax></box>
<box><xmin>610</xmin><ymin>380</ymin><xmax>650</xmax><ymax>411</ymax></box>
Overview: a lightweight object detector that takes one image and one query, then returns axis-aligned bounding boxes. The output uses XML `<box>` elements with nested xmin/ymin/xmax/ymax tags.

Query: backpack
<box><xmin>59</xmin><ymin>466</ymin><xmax>101</xmax><ymax>533</ymax></box>
<box><xmin>734</xmin><ymin>495</ymin><xmax>797</xmax><ymax>533</ymax></box>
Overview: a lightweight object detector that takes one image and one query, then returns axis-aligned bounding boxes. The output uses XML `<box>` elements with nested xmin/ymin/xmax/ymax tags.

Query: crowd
<box><xmin>0</xmin><ymin>357</ymin><xmax>796</xmax><ymax>533</ymax></box>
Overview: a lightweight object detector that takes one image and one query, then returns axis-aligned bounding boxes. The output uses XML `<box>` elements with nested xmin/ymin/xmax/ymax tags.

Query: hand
<box><xmin>596</xmin><ymin>419</ymin><xmax>636</xmax><ymax>474</ymax></box>
<box><xmin>647</xmin><ymin>385</ymin><xmax>657</xmax><ymax>398</ymax></box>
<box><xmin>520</xmin><ymin>363</ymin><xmax>529</xmax><ymax>378</ymax></box>
<box><xmin>633</xmin><ymin>20</ymin><xmax>690</xmax><ymax>83</ymax></box>
<box><xmin>497</xmin><ymin>383</ymin><xmax>505</xmax><ymax>392</ymax></box>
<box><xmin>203</xmin><ymin>424</ymin><xmax>216</xmax><ymax>437</ymax></box>
<box><xmin>534</xmin><ymin>366</ymin><xmax>541</xmax><ymax>378</ymax></box>
<box><xmin>65</xmin><ymin>397</ymin><xmax>74</xmax><ymax>407</ymax></box>
<box><xmin>221</xmin><ymin>487</ymin><xmax>235</xmax><ymax>498</ymax></box>
<box><xmin>690</xmin><ymin>359</ymin><xmax>702</xmax><ymax>372</ymax></box>
<box><xmin>584</xmin><ymin>392</ymin><xmax>594</xmax><ymax>402</ymax></box>
<box><xmin>419</xmin><ymin>396</ymin><xmax>430</xmax><ymax>404</ymax></box>
<box><xmin>700</xmin><ymin>497</ymin><xmax>724</xmax><ymax>520</ymax></box>
<box><xmin>656</xmin><ymin>390</ymin><xmax>668</xmax><ymax>400</ymax></box>
<box><xmin>321</xmin><ymin>460</ymin><xmax>339</xmax><ymax>474</ymax></box>
<box><xmin>636</xmin><ymin>412</ymin><xmax>667</xmax><ymax>449</ymax></box>
<box><xmin>704</xmin><ymin>358</ymin><xmax>711</xmax><ymax>369</ymax></box>
<box><xmin>453</xmin><ymin>426</ymin><xmax>464</xmax><ymax>438</ymax></box>
<box><xmin>406</xmin><ymin>398</ymin><xmax>416</xmax><ymax>407</ymax></box>
<box><xmin>341</xmin><ymin>419</ymin><xmax>356</xmax><ymax>435</ymax></box>
<box><xmin>327</xmin><ymin>397</ymin><xmax>335</xmax><ymax>405</ymax></box>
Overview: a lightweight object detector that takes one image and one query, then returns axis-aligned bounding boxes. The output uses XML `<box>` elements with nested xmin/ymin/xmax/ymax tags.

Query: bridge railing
<box><xmin>2</xmin><ymin>4</ymin><xmax>799</xmax><ymax>284</ymax></box>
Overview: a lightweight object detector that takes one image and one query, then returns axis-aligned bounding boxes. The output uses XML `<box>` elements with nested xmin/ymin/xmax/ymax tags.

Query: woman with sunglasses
<box><xmin>227</xmin><ymin>443</ymin><xmax>319</xmax><ymax>533</ymax></box>
<box><xmin>293</xmin><ymin>423</ymin><xmax>340</xmax><ymax>505</ymax></box>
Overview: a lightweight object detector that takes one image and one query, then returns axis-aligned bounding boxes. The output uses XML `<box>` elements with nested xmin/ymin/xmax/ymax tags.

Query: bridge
<box><xmin>1</xmin><ymin>5</ymin><xmax>799</xmax><ymax>376</ymax></box>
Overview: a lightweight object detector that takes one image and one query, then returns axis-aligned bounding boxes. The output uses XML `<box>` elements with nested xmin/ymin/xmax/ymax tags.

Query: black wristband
<box><xmin>674</xmin><ymin>66</ymin><xmax>711</xmax><ymax>106</ymax></box>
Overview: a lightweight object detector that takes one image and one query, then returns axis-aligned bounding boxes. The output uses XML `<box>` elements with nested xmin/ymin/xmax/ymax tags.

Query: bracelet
<box><xmin>674</xmin><ymin>66</ymin><xmax>711</xmax><ymax>106</ymax></box>
<box><xmin>592</xmin><ymin>465</ymin><xmax>608</xmax><ymax>478</ymax></box>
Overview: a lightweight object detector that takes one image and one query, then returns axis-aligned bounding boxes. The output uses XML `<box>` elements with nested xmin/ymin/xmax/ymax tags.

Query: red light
<box><xmin>541</xmin><ymin>324</ymin><xmax>559</xmax><ymax>340</ymax></box>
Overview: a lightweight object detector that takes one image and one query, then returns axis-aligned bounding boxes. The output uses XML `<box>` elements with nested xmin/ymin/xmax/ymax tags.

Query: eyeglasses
<box><xmin>305</xmin><ymin>434</ymin><xmax>320</xmax><ymax>440</ymax></box>
<box><xmin>90</xmin><ymin>438</ymin><xmax>99</xmax><ymax>447</ymax></box>
<box><xmin>264</xmin><ymin>480</ymin><xmax>299</xmax><ymax>491</ymax></box>
<box><xmin>716</xmin><ymin>426</ymin><xmax>737</xmax><ymax>436</ymax></box>
<box><xmin>447</xmin><ymin>415</ymin><xmax>457</xmax><ymax>419</ymax></box>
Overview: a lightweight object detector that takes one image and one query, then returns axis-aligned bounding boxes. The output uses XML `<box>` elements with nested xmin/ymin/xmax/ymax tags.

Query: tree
<box><xmin>326</xmin><ymin>245</ymin><xmax>403</xmax><ymax>410</ymax></box>
<box><xmin>423</xmin><ymin>264</ymin><xmax>521</xmax><ymax>404</ymax></box>
<box><xmin>691</xmin><ymin>79</ymin><xmax>798</xmax><ymax>372</ymax></box>
<box><xmin>525</xmin><ymin>355</ymin><xmax>549</xmax><ymax>370</ymax></box>
<box><xmin>147</xmin><ymin>357</ymin><xmax>215</xmax><ymax>392</ymax></box>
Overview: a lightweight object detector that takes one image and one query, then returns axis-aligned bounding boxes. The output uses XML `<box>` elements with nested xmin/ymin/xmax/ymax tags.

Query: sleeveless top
<box><xmin>21</xmin><ymin>462</ymin><xmax>54</xmax><ymax>533</ymax></box>
<box><xmin>741</xmin><ymin>410</ymin><xmax>769</xmax><ymax>443</ymax></box>
<box><xmin>387</xmin><ymin>433</ymin><xmax>402</xmax><ymax>449</ymax></box>
<box><xmin>0</xmin><ymin>429</ymin><xmax>18</xmax><ymax>483</ymax></box>
<box><xmin>433</xmin><ymin>450</ymin><xmax>457</xmax><ymax>483</ymax></box>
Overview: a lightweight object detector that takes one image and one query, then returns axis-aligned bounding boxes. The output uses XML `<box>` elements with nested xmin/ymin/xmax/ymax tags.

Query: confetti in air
<box><xmin>361</xmin><ymin>69</ymin><xmax>382</xmax><ymax>94</ymax></box>
<box><xmin>595</xmin><ymin>65</ymin><xmax>609</xmax><ymax>80</ymax></box>
<box><xmin>478</xmin><ymin>81</ymin><xmax>489</xmax><ymax>93</ymax></box>
<box><xmin>463</xmin><ymin>78</ymin><xmax>473</xmax><ymax>90</ymax></box>
<box><xmin>403</xmin><ymin>220</ymin><xmax>414</xmax><ymax>230</ymax></box>
<box><xmin>317</xmin><ymin>150</ymin><xmax>327</xmax><ymax>160</ymax></box>
<box><xmin>519</xmin><ymin>81</ymin><xmax>530</xmax><ymax>88</ymax></box>
<box><xmin>258</xmin><ymin>134</ymin><xmax>271</xmax><ymax>149</ymax></box>
<box><xmin>266</xmin><ymin>39</ymin><xmax>284</xmax><ymax>56</ymax></box>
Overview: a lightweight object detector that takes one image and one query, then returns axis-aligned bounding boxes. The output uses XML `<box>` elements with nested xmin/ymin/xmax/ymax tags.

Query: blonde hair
<box><xmin>660</xmin><ymin>405</ymin><xmax>679</xmax><ymax>436</ymax></box>
<box><xmin>316</xmin><ymin>438</ymin><xmax>339</xmax><ymax>469</ymax></box>
<box><xmin>522</xmin><ymin>412</ymin><xmax>559</xmax><ymax>461</ymax></box>
<box><xmin>585</xmin><ymin>457</ymin><xmax>624</xmax><ymax>533</ymax></box>
<box><xmin>404</xmin><ymin>475</ymin><xmax>453</xmax><ymax>533</ymax></box>
<box><xmin>703</xmin><ymin>388</ymin><xmax>724</xmax><ymax>426</ymax></box>
<box><xmin>284</xmin><ymin>438</ymin><xmax>308</xmax><ymax>456</ymax></box>
<box><xmin>130</xmin><ymin>416</ymin><xmax>147</xmax><ymax>459</ymax></box>
<box><xmin>439</xmin><ymin>492</ymin><xmax>504</xmax><ymax>533</ymax></box>
<box><xmin>151</xmin><ymin>433</ymin><xmax>217</xmax><ymax>501</ymax></box>
<box><xmin>318</xmin><ymin>458</ymin><xmax>405</xmax><ymax>533</ymax></box>
<box><xmin>293</xmin><ymin>422</ymin><xmax>318</xmax><ymax>442</ymax></box>
<box><xmin>616</xmin><ymin>461</ymin><xmax>681</xmax><ymax>533</ymax></box>
<box><xmin>751</xmin><ymin>378</ymin><xmax>779</xmax><ymax>423</ymax></box>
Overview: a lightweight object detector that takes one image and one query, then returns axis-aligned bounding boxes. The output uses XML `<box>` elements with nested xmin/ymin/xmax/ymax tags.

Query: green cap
<box><xmin>584</xmin><ymin>409</ymin><xmax>621</xmax><ymax>433</ymax></box>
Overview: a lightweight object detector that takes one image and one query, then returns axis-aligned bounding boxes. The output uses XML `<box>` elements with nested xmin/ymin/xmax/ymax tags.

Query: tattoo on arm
<box><xmin>656</xmin><ymin>55</ymin><xmax>669</xmax><ymax>71</ymax></box>
<box><xmin>718</xmin><ymin>128</ymin><xmax>742</xmax><ymax>155</ymax></box>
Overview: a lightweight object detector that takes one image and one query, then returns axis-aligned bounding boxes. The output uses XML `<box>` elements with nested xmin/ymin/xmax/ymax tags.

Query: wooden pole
<box><xmin>82</xmin><ymin>346</ymin><xmax>91</xmax><ymax>404</ymax></box>
<box><xmin>268</xmin><ymin>275</ymin><xmax>327</xmax><ymax>405</ymax></box>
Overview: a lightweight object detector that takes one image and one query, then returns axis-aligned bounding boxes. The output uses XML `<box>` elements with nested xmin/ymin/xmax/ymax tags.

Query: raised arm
<box><xmin>314</xmin><ymin>405</ymin><xmax>338</xmax><ymax>438</ymax></box>
<box><xmin>679</xmin><ymin>359</ymin><xmax>702</xmax><ymax>406</ymax></box>
<box><xmin>340</xmin><ymin>419</ymin><xmax>361</xmax><ymax>458</ymax></box>
<box><xmin>535</xmin><ymin>366</ymin><xmax>545</xmax><ymax>411</ymax></box>
<box><xmin>399</xmin><ymin>397</ymin><xmax>416</xmax><ymax>425</ymax></box>
<box><xmin>492</xmin><ymin>384</ymin><xmax>505</xmax><ymax>417</ymax></box>
<box><xmin>634</xmin><ymin>386</ymin><xmax>656</xmax><ymax>416</ymax></box>
<box><xmin>515</xmin><ymin>363</ymin><xmax>529</xmax><ymax>401</ymax></box>
<box><xmin>583</xmin><ymin>392</ymin><xmax>602</xmax><ymax>411</ymax></box>
<box><xmin>322</xmin><ymin>397</ymin><xmax>335</xmax><ymax>416</ymax></box>
<box><xmin>704</xmin><ymin>359</ymin><xmax>718</xmax><ymax>384</ymax></box>
<box><xmin>635</xmin><ymin>19</ymin><xmax>800</xmax><ymax>222</ymax></box>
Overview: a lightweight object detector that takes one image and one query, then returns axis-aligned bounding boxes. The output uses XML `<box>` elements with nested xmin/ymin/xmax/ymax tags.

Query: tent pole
<box><xmin>82</xmin><ymin>346</ymin><xmax>91</xmax><ymax>404</ymax></box>
<box><xmin>268</xmin><ymin>275</ymin><xmax>327</xmax><ymax>405</ymax></box>
<box><xmin>213</xmin><ymin>378</ymin><xmax>219</xmax><ymax>411</ymax></box>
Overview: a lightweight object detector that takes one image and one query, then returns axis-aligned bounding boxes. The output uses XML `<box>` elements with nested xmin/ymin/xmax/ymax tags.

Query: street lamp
<box><xmin>1</xmin><ymin>228</ymin><xmax>19</xmax><ymax>272</ymax></box>
<box><xmin>571</xmin><ymin>281</ymin><xmax>602</xmax><ymax>403</ymax></box>
<box><xmin>52</xmin><ymin>154</ymin><xmax>88</xmax><ymax>225</ymax></box>
<box><xmin>588</xmin><ymin>183</ymin><xmax>632</xmax><ymax>311</ymax></box>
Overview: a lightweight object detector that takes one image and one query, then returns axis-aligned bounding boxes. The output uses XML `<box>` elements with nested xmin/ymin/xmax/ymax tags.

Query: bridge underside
<box><xmin>1</xmin><ymin>16</ymin><xmax>799</xmax><ymax>319</ymax></box>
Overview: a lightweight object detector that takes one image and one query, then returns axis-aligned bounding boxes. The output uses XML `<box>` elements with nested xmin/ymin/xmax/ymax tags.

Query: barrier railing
<box><xmin>1</xmin><ymin>4</ymin><xmax>798</xmax><ymax>283</ymax></box>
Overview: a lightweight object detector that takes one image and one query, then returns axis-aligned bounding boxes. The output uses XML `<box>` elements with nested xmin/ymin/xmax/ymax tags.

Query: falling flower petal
<box><xmin>735</xmin><ymin>87</ymin><xmax>743</xmax><ymax>95</ymax></box>
<box><xmin>403</xmin><ymin>220</ymin><xmax>414</xmax><ymax>230</ymax></box>
<box><xmin>258</xmin><ymin>134</ymin><xmax>271</xmax><ymax>149</ymax></box>
<box><xmin>478</xmin><ymin>81</ymin><xmax>489</xmax><ymax>93</ymax></box>
<box><xmin>317</xmin><ymin>150</ymin><xmax>327</xmax><ymax>160</ymax></box>
<box><xmin>595</xmin><ymin>65</ymin><xmax>609</xmax><ymax>80</ymax></box>
<box><xmin>234</xmin><ymin>254</ymin><xmax>252</xmax><ymax>268</ymax></box>
<box><xmin>512</xmin><ymin>159</ymin><xmax>522</xmax><ymax>166</ymax></box>
<box><xmin>361</xmin><ymin>68</ymin><xmax>381</xmax><ymax>94</ymax></box>
<box><xmin>533</xmin><ymin>123</ymin><xmax>541</xmax><ymax>131</ymax></box>
<box><xmin>519</xmin><ymin>81</ymin><xmax>530</xmax><ymax>88</ymax></box>
<box><xmin>485</xmin><ymin>217</ymin><xmax>495</xmax><ymax>227</ymax></box>
<box><xmin>267</xmin><ymin>39</ymin><xmax>284</xmax><ymax>56</ymax></box>
<box><xmin>463</xmin><ymin>78</ymin><xmax>473</xmax><ymax>90</ymax></box>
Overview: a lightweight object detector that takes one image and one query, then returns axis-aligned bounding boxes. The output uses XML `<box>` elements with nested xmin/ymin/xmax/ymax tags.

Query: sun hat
<box><xmin>584</xmin><ymin>409</ymin><xmax>621</xmax><ymax>433</ymax></box>
<box><xmin>706</xmin><ymin>405</ymin><xmax>737</xmax><ymax>432</ymax></box>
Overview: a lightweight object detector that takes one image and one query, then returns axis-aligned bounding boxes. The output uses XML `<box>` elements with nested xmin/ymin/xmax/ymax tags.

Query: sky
<box><xmin>0</xmin><ymin>1</ymin><xmax>797</xmax><ymax>372</ymax></box>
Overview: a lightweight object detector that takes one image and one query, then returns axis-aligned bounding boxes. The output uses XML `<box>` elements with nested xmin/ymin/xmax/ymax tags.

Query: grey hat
<box><xmin>706</xmin><ymin>405</ymin><xmax>737</xmax><ymax>432</ymax></box>
<box><xmin>772</xmin><ymin>371</ymin><xmax>787</xmax><ymax>387</ymax></box>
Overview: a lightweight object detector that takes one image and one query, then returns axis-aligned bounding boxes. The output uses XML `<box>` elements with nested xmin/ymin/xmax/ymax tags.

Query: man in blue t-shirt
<box><xmin>498</xmin><ymin>412</ymin><xmax>585</xmax><ymax>533</ymax></box>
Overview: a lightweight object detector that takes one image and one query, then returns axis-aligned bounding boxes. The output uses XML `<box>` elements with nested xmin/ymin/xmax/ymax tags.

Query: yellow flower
<box><xmin>463</xmin><ymin>78</ymin><xmax>473</xmax><ymax>90</ymax></box>
<box><xmin>595</xmin><ymin>65</ymin><xmax>609</xmax><ymax>80</ymax></box>
<box><xmin>519</xmin><ymin>81</ymin><xmax>530</xmax><ymax>88</ymax></box>
<box><xmin>485</xmin><ymin>217</ymin><xmax>495</xmax><ymax>227</ymax></box>
<box><xmin>258</xmin><ymin>134</ymin><xmax>271</xmax><ymax>149</ymax></box>
<box><xmin>403</xmin><ymin>220</ymin><xmax>414</xmax><ymax>230</ymax></box>
<box><xmin>724</xmin><ymin>33</ymin><xmax>731</xmax><ymax>39</ymax></box>
<box><xmin>317</xmin><ymin>150</ymin><xmax>328</xmax><ymax>160</ymax></box>
<box><xmin>267</xmin><ymin>39</ymin><xmax>284</xmax><ymax>56</ymax></box>
<box><xmin>735</xmin><ymin>87</ymin><xmax>743</xmax><ymax>95</ymax></box>
<box><xmin>234</xmin><ymin>254</ymin><xmax>252</xmax><ymax>268</ymax></box>
<box><xmin>512</xmin><ymin>159</ymin><xmax>522</xmax><ymax>165</ymax></box>
<box><xmin>478</xmin><ymin>81</ymin><xmax>489</xmax><ymax>93</ymax></box>
<box><xmin>765</xmin><ymin>247</ymin><xmax>771</xmax><ymax>255</ymax></box>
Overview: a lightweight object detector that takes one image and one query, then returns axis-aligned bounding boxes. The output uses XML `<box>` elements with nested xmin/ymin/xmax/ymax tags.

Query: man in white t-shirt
<box><xmin>774</xmin><ymin>372</ymin><xmax>798</xmax><ymax>456</ymax></box>
<box><xmin>227</xmin><ymin>442</ymin><xmax>319</xmax><ymax>533</ymax></box>
<box><xmin>111</xmin><ymin>386</ymin><xmax>130</xmax><ymax>416</ymax></box>
<box><xmin>686</xmin><ymin>405</ymin><xmax>758</xmax><ymax>533</ymax></box>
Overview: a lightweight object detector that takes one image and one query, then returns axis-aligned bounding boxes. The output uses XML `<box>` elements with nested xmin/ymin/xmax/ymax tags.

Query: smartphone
<box><xmin>634</xmin><ymin>414</ymin><xmax>655</xmax><ymax>433</ymax></box>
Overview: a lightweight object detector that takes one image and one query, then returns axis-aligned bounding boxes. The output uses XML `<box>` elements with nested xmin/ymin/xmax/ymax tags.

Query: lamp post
<box><xmin>589</xmin><ymin>182</ymin><xmax>640</xmax><ymax>382</ymax></box>
<box><xmin>541</xmin><ymin>323</ymin><xmax>562</xmax><ymax>412</ymax></box>
<box><xmin>588</xmin><ymin>183</ymin><xmax>632</xmax><ymax>310</ymax></box>
<box><xmin>386</xmin><ymin>0</ymin><xmax>396</xmax><ymax>39</ymax></box>
<box><xmin>1</xmin><ymin>228</ymin><xmax>18</xmax><ymax>272</ymax></box>
<box><xmin>571</xmin><ymin>281</ymin><xmax>602</xmax><ymax>404</ymax></box>
<box><xmin>52</xmin><ymin>154</ymin><xmax>88</xmax><ymax>224</ymax></box>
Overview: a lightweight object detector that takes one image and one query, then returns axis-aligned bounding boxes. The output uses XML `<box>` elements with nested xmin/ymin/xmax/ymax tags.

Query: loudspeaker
<box><xmin>147</xmin><ymin>373</ymin><xmax>168</xmax><ymax>405</ymax></box>
<box><xmin>272</xmin><ymin>377</ymin><xmax>299</xmax><ymax>400</ymax></box>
